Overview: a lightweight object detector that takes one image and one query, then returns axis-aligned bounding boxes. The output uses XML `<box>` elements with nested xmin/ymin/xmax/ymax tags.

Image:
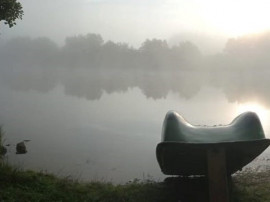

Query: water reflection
<box><xmin>2</xmin><ymin>33</ymin><xmax>270</xmax><ymax>107</ymax></box>
<box><xmin>0</xmin><ymin>86</ymin><xmax>269</xmax><ymax>183</ymax></box>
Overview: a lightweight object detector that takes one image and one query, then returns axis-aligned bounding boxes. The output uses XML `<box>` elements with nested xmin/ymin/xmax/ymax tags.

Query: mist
<box><xmin>1</xmin><ymin>32</ymin><xmax>270</xmax><ymax>105</ymax></box>
<box><xmin>1</xmin><ymin>31</ymin><xmax>270</xmax><ymax>182</ymax></box>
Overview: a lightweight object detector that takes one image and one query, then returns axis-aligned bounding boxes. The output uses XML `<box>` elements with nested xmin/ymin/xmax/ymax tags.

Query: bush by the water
<box><xmin>0</xmin><ymin>127</ymin><xmax>7</xmax><ymax>156</ymax></box>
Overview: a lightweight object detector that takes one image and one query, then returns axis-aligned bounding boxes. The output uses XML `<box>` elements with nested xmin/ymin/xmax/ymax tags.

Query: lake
<box><xmin>0</xmin><ymin>84</ymin><xmax>269</xmax><ymax>183</ymax></box>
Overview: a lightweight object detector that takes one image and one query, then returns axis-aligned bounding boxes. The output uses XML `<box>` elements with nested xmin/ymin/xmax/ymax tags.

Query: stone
<box><xmin>0</xmin><ymin>146</ymin><xmax>7</xmax><ymax>155</ymax></box>
<box><xmin>16</xmin><ymin>141</ymin><xmax>27</xmax><ymax>154</ymax></box>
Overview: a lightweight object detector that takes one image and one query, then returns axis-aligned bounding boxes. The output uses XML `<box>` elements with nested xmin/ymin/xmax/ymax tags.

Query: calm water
<box><xmin>0</xmin><ymin>85</ymin><xmax>269</xmax><ymax>183</ymax></box>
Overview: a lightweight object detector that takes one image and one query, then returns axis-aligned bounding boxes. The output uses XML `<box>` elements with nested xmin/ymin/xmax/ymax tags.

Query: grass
<box><xmin>0</xmin><ymin>163</ymin><xmax>178</xmax><ymax>202</ymax></box>
<box><xmin>0</xmin><ymin>128</ymin><xmax>269</xmax><ymax>201</ymax></box>
<box><xmin>232</xmin><ymin>169</ymin><xmax>270</xmax><ymax>202</ymax></box>
<box><xmin>0</xmin><ymin>126</ymin><xmax>7</xmax><ymax>158</ymax></box>
<box><xmin>0</xmin><ymin>163</ymin><xmax>269</xmax><ymax>202</ymax></box>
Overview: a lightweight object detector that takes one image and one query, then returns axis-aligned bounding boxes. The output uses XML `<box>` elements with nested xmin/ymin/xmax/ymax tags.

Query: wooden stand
<box><xmin>207</xmin><ymin>147</ymin><xmax>230</xmax><ymax>202</ymax></box>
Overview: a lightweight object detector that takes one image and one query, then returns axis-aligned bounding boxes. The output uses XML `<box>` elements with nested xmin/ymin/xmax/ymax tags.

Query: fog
<box><xmin>0</xmin><ymin>0</ymin><xmax>230</xmax><ymax>47</ymax></box>
<box><xmin>1</xmin><ymin>0</ymin><xmax>270</xmax><ymax>183</ymax></box>
<box><xmin>1</xmin><ymin>32</ymin><xmax>270</xmax><ymax>105</ymax></box>
<box><xmin>1</xmin><ymin>32</ymin><xmax>270</xmax><ymax>182</ymax></box>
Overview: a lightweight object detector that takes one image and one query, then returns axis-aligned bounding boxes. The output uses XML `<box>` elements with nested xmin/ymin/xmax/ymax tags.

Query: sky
<box><xmin>1</xmin><ymin>0</ymin><xmax>270</xmax><ymax>52</ymax></box>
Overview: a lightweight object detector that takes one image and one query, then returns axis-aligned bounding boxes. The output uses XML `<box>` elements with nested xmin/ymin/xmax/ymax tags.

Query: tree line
<box><xmin>1</xmin><ymin>32</ymin><xmax>270</xmax><ymax>104</ymax></box>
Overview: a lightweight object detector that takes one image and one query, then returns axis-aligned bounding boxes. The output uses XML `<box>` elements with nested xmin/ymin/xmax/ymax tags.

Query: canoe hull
<box><xmin>156</xmin><ymin>139</ymin><xmax>270</xmax><ymax>175</ymax></box>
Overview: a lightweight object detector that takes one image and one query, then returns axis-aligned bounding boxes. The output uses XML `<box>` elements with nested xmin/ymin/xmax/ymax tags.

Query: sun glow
<box><xmin>236</xmin><ymin>102</ymin><xmax>270</xmax><ymax>127</ymax></box>
<box><xmin>201</xmin><ymin>1</ymin><xmax>270</xmax><ymax>37</ymax></box>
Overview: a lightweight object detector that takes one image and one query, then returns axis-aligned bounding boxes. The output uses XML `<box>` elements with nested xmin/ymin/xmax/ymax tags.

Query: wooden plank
<box><xmin>207</xmin><ymin>147</ymin><xmax>230</xmax><ymax>202</ymax></box>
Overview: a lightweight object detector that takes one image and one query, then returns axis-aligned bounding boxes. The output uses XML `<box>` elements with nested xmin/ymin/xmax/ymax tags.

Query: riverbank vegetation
<box><xmin>0</xmin><ymin>162</ymin><xmax>269</xmax><ymax>202</ymax></box>
<box><xmin>0</xmin><ymin>127</ymin><xmax>269</xmax><ymax>201</ymax></box>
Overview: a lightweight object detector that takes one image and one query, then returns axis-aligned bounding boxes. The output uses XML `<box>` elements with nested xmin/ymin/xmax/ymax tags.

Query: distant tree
<box><xmin>139</xmin><ymin>39</ymin><xmax>169</xmax><ymax>69</ymax></box>
<box><xmin>64</xmin><ymin>34</ymin><xmax>104</xmax><ymax>51</ymax></box>
<box><xmin>0</xmin><ymin>0</ymin><xmax>23</xmax><ymax>28</ymax></box>
<box><xmin>140</xmin><ymin>39</ymin><xmax>168</xmax><ymax>53</ymax></box>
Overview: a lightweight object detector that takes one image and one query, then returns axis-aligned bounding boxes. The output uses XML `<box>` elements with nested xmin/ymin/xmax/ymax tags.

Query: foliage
<box><xmin>0</xmin><ymin>126</ymin><xmax>7</xmax><ymax>157</ymax></box>
<box><xmin>0</xmin><ymin>0</ymin><xmax>23</xmax><ymax>28</ymax></box>
<box><xmin>232</xmin><ymin>169</ymin><xmax>270</xmax><ymax>202</ymax></box>
<box><xmin>0</xmin><ymin>126</ymin><xmax>3</xmax><ymax>147</ymax></box>
<box><xmin>0</xmin><ymin>164</ymin><xmax>177</xmax><ymax>202</ymax></box>
<box><xmin>0</xmin><ymin>163</ymin><xmax>269</xmax><ymax>202</ymax></box>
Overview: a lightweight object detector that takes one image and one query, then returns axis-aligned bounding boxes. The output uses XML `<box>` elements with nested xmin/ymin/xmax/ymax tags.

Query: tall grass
<box><xmin>0</xmin><ymin>126</ymin><xmax>3</xmax><ymax>147</ymax></box>
<box><xmin>0</xmin><ymin>164</ymin><xmax>178</xmax><ymax>202</ymax></box>
<box><xmin>0</xmin><ymin>162</ymin><xmax>269</xmax><ymax>202</ymax></box>
<box><xmin>0</xmin><ymin>126</ymin><xmax>7</xmax><ymax>161</ymax></box>
<box><xmin>232</xmin><ymin>168</ymin><xmax>270</xmax><ymax>202</ymax></box>
<box><xmin>0</xmin><ymin>125</ymin><xmax>269</xmax><ymax>201</ymax></box>
<box><xmin>0</xmin><ymin>126</ymin><xmax>3</xmax><ymax>158</ymax></box>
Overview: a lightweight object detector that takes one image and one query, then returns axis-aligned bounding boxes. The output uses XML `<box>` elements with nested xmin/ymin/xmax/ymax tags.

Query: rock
<box><xmin>0</xmin><ymin>146</ymin><xmax>7</xmax><ymax>155</ymax></box>
<box><xmin>16</xmin><ymin>141</ymin><xmax>27</xmax><ymax>154</ymax></box>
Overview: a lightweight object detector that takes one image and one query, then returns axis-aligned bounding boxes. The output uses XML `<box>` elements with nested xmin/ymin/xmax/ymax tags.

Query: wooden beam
<box><xmin>207</xmin><ymin>147</ymin><xmax>230</xmax><ymax>202</ymax></box>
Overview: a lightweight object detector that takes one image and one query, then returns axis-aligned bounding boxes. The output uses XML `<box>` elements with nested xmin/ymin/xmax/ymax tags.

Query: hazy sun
<box><xmin>236</xmin><ymin>102</ymin><xmax>270</xmax><ymax>125</ymax></box>
<box><xmin>201</xmin><ymin>1</ymin><xmax>270</xmax><ymax>37</ymax></box>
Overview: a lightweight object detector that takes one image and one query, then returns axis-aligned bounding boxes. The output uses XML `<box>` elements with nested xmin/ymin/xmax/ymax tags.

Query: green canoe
<box><xmin>156</xmin><ymin>111</ymin><xmax>270</xmax><ymax>175</ymax></box>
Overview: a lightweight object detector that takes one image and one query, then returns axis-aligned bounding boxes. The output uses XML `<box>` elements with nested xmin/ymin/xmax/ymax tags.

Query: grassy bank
<box><xmin>232</xmin><ymin>169</ymin><xmax>270</xmax><ymax>202</ymax></box>
<box><xmin>0</xmin><ymin>128</ymin><xmax>269</xmax><ymax>201</ymax></box>
<box><xmin>0</xmin><ymin>163</ymin><xmax>177</xmax><ymax>202</ymax></box>
<box><xmin>0</xmin><ymin>163</ymin><xmax>269</xmax><ymax>202</ymax></box>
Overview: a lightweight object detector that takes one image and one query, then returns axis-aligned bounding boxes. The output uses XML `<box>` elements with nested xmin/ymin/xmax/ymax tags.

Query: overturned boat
<box><xmin>156</xmin><ymin>111</ymin><xmax>270</xmax><ymax>175</ymax></box>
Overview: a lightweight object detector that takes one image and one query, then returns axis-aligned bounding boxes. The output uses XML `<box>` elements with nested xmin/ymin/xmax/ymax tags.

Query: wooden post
<box><xmin>207</xmin><ymin>147</ymin><xmax>230</xmax><ymax>202</ymax></box>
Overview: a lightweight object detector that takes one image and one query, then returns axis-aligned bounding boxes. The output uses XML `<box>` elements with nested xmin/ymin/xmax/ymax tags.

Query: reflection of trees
<box><xmin>1</xmin><ymin>32</ymin><xmax>270</xmax><ymax>105</ymax></box>
<box><xmin>209</xmin><ymin>32</ymin><xmax>270</xmax><ymax>107</ymax></box>
<box><xmin>0</xmin><ymin>34</ymin><xmax>203</xmax><ymax>100</ymax></box>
